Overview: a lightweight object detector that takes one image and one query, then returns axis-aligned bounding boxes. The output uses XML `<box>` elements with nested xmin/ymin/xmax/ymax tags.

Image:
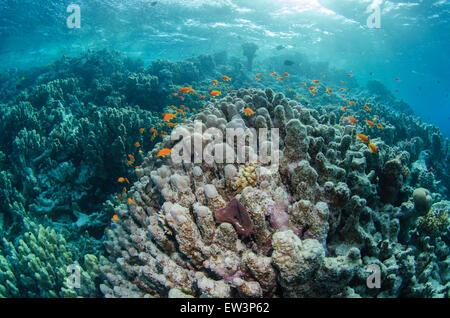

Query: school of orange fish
<box><xmin>112</xmin><ymin>70</ymin><xmax>387</xmax><ymax>222</ymax></box>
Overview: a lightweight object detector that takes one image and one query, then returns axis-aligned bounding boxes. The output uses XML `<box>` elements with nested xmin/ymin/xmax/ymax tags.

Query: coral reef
<box><xmin>100</xmin><ymin>87</ymin><xmax>450</xmax><ymax>298</ymax></box>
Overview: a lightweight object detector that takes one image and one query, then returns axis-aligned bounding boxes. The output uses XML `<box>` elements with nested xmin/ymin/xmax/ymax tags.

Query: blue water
<box><xmin>1</xmin><ymin>0</ymin><xmax>449</xmax><ymax>135</ymax></box>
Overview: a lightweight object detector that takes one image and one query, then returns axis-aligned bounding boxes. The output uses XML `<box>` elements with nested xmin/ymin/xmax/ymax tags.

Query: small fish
<box><xmin>139</xmin><ymin>150</ymin><xmax>144</xmax><ymax>154</ymax></box>
<box><xmin>118</xmin><ymin>177</ymin><xmax>126</xmax><ymax>183</ymax></box>
<box><xmin>301</xmin><ymin>83</ymin><xmax>307</xmax><ymax>86</ymax></box>
<box><xmin>212</xmin><ymin>80</ymin><xmax>219</xmax><ymax>85</ymax></box>
<box><xmin>172</xmin><ymin>93</ymin><xmax>178</xmax><ymax>97</ymax></box>
<box><xmin>134</xmin><ymin>142</ymin><xmax>141</xmax><ymax>148</ymax></box>
<box><xmin>283</xmin><ymin>72</ymin><xmax>290</xmax><ymax>77</ymax></box>
<box><xmin>256</xmin><ymin>73</ymin><xmax>263</xmax><ymax>77</ymax></box>
<box><xmin>127</xmin><ymin>198</ymin><xmax>134</xmax><ymax>204</ymax></box>
<box><xmin>341</xmin><ymin>106</ymin><xmax>347</xmax><ymax>111</ymax></box>
<box><xmin>178</xmin><ymin>87</ymin><xmax>194</xmax><ymax>94</ymax></box>
<box><xmin>427</xmin><ymin>167</ymin><xmax>435</xmax><ymax>173</ymax></box>
<box><xmin>222</xmin><ymin>75</ymin><xmax>232</xmax><ymax>81</ymax></box>
<box><xmin>365</xmin><ymin>120</ymin><xmax>375</xmax><ymax>128</ymax></box>
<box><xmin>135</xmin><ymin>166</ymin><xmax>140</xmax><ymax>169</ymax></box>
<box><xmin>139</xmin><ymin>128</ymin><xmax>145</xmax><ymax>134</ymax></box>
<box><xmin>312</xmin><ymin>80</ymin><xmax>320</xmax><ymax>84</ymax></box>
<box><xmin>373</xmin><ymin>116</ymin><xmax>378</xmax><ymax>121</ymax></box>
<box><xmin>176</xmin><ymin>108</ymin><xmax>184</xmax><ymax>114</ymax></box>
<box><xmin>368</xmin><ymin>142</ymin><xmax>378</xmax><ymax>153</ymax></box>
<box><xmin>326</xmin><ymin>87</ymin><xmax>332</xmax><ymax>94</ymax></box>
<box><xmin>116</xmin><ymin>194</ymin><xmax>122</xmax><ymax>201</ymax></box>
<box><xmin>349</xmin><ymin>101</ymin><xmax>355</xmax><ymax>105</ymax></box>
<box><xmin>128</xmin><ymin>154</ymin><xmax>135</xmax><ymax>161</ymax></box>
<box><xmin>271</xmin><ymin>72</ymin><xmax>278</xmax><ymax>76</ymax></box>
<box><xmin>112</xmin><ymin>215</ymin><xmax>119</xmax><ymax>221</ymax></box>
<box><xmin>127</xmin><ymin>160</ymin><xmax>134</xmax><ymax>165</ymax></box>
<box><xmin>277</xmin><ymin>76</ymin><xmax>284</xmax><ymax>81</ymax></box>
<box><xmin>209</xmin><ymin>90</ymin><xmax>221</xmax><ymax>97</ymax></box>
<box><xmin>347</xmin><ymin>74</ymin><xmax>353</xmax><ymax>77</ymax></box>
<box><xmin>284</xmin><ymin>60</ymin><xmax>295</xmax><ymax>66</ymax></box>
<box><xmin>170</xmin><ymin>105</ymin><xmax>176</xmax><ymax>109</ymax></box>
<box><xmin>254</xmin><ymin>78</ymin><xmax>261</xmax><ymax>81</ymax></box>
<box><xmin>124</xmin><ymin>178</ymin><xmax>130</xmax><ymax>184</ymax></box>
<box><xmin>377</xmin><ymin>122</ymin><xmax>384</xmax><ymax>129</ymax></box>
<box><xmin>339</xmin><ymin>88</ymin><xmax>346</xmax><ymax>92</ymax></box>
<box><xmin>199</xmin><ymin>95</ymin><xmax>206</xmax><ymax>100</ymax></box>
<box><xmin>242</xmin><ymin>107</ymin><xmax>255</xmax><ymax>116</ymax></box>
<box><xmin>166</xmin><ymin>122</ymin><xmax>179</xmax><ymax>127</ymax></box>
<box><xmin>345</xmin><ymin>117</ymin><xmax>358</xmax><ymax>125</ymax></box>
<box><xmin>162</xmin><ymin>113</ymin><xmax>176</xmax><ymax>122</ymax></box>
<box><xmin>356</xmin><ymin>134</ymin><xmax>369</xmax><ymax>144</ymax></box>
<box><xmin>395</xmin><ymin>78</ymin><xmax>401</xmax><ymax>82</ymax></box>
<box><xmin>179</xmin><ymin>96</ymin><xmax>185</xmax><ymax>101</ymax></box>
<box><xmin>157</xmin><ymin>148</ymin><xmax>172</xmax><ymax>157</ymax></box>
<box><xmin>364</xmin><ymin>105</ymin><xmax>372</xmax><ymax>112</ymax></box>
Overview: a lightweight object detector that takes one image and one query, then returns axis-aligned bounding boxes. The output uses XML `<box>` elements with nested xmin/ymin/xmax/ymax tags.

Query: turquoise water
<box><xmin>0</xmin><ymin>0</ymin><xmax>449</xmax><ymax>298</ymax></box>
<box><xmin>1</xmin><ymin>0</ymin><xmax>449</xmax><ymax>135</ymax></box>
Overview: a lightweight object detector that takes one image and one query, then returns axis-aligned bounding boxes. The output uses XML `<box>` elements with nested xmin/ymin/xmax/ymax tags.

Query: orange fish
<box><xmin>368</xmin><ymin>142</ymin><xmax>378</xmax><ymax>153</ymax></box>
<box><xmin>179</xmin><ymin>96</ymin><xmax>185</xmax><ymax>101</ymax></box>
<box><xmin>326</xmin><ymin>87</ymin><xmax>332</xmax><ymax>94</ymax></box>
<box><xmin>256</xmin><ymin>73</ymin><xmax>263</xmax><ymax>77</ymax></box>
<box><xmin>112</xmin><ymin>215</ymin><xmax>119</xmax><ymax>221</ymax></box>
<box><xmin>157</xmin><ymin>148</ymin><xmax>172</xmax><ymax>157</ymax></box>
<box><xmin>377</xmin><ymin>123</ymin><xmax>384</xmax><ymax>129</ymax></box>
<box><xmin>271</xmin><ymin>72</ymin><xmax>278</xmax><ymax>76</ymax></box>
<box><xmin>347</xmin><ymin>74</ymin><xmax>353</xmax><ymax>77</ymax></box>
<box><xmin>339</xmin><ymin>88</ymin><xmax>346</xmax><ymax>92</ymax></box>
<box><xmin>176</xmin><ymin>109</ymin><xmax>184</xmax><ymax>114</ymax></box>
<box><xmin>212</xmin><ymin>80</ymin><xmax>219</xmax><ymax>86</ymax></box>
<box><xmin>349</xmin><ymin>101</ymin><xmax>355</xmax><ymax>105</ymax></box>
<box><xmin>254</xmin><ymin>78</ymin><xmax>261</xmax><ymax>81</ymax></box>
<box><xmin>345</xmin><ymin>117</ymin><xmax>358</xmax><ymax>125</ymax></box>
<box><xmin>209</xmin><ymin>90</ymin><xmax>221</xmax><ymax>97</ymax></box>
<box><xmin>373</xmin><ymin>116</ymin><xmax>378</xmax><ymax>121</ymax></box>
<box><xmin>128</xmin><ymin>154</ymin><xmax>135</xmax><ymax>161</ymax></box>
<box><xmin>356</xmin><ymin>134</ymin><xmax>369</xmax><ymax>144</ymax></box>
<box><xmin>170</xmin><ymin>105</ymin><xmax>176</xmax><ymax>109</ymax></box>
<box><xmin>162</xmin><ymin>113</ymin><xmax>176</xmax><ymax>122</ymax></box>
<box><xmin>126</xmin><ymin>160</ymin><xmax>134</xmax><ymax>166</ymax></box>
<box><xmin>134</xmin><ymin>142</ymin><xmax>141</xmax><ymax>148</ymax></box>
<box><xmin>283</xmin><ymin>72</ymin><xmax>290</xmax><ymax>77</ymax></box>
<box><xmin>293</xmin><ymin>95</ymin><xmax>299</xmax><ymax>99</ymax></box>
<box><xmin>172</xmin><ymin>93</ymin><xmax>178</xmax><ymax>97</ymax></box>
<box><xmin>127</xmin><ymin>198</ymin><xmax>134</xmax><ymax>204</ymax></box>
<box><xmin>118</xmin><ymin>177</ymin><xmax>126</xmax><ymax>183</ymax></box>
<box><xmin>124</xmin><ymin>178</ymin><xmax>130</xmax><ymax>184</ymax></box>
<box><xmin>135</xmin><ymin>166</ymin><xmax>140</xmax><ymax>169</ymax></box>
<box><xmin>364</xmin><ymin>105</ymin><xmax>372</xmax><ymax>111</ymax></box>
<box><xmin>277</xmin><ymin>77</ymin><xmax>284</xmax><ymax>81</ymax></box>
<box><xmin>365</xmin><ymin>120</ymin><xmax>375</xmax><ymax>128</ymax></box>
<box><xmin>178</xmin><ymin>87</ymin><xmax>194</xmax><ymax>94</ymax></box>
<box><xmin>312</xmin><ymin>80</ymin><xmax>320</xmax><ymax>84</ymax></box>
<box><xmin>341</xmin><ymin>106</ymin><xmax>347</xmax><ymax>111</ymax></box>
<box><xmin>222</xmin><ymin>75</ymin><xmax>231</xmax><ymax>81</ymax></box>
<box><xmin>166</xmin><ymin>122</ymin><xmax>179</xmax><ymax>127</ymax></box>
<box><xmin>242</xmin><ymin>107</ymin><xmax>255</xmax><ymax>116</ymax></box>
<box><xmin>116</xmin><ymin>194</ymin><xmax>122</xmax><ymax>201</ymax></box>
<box><xmin>192</xmin><ymin>108</ymin><xmax>197</xmax><ymax>112</ymax></box>
<box><xmin>139</xmin><ymin>150</ymin><xmax>143</xmax><ymax>154</ymax></box>
<box><xmin>139</xmin><ymin>128</ymin><xmax>145</xmax><ymax>134</ymax></box>
<box><xmin>301</xmin><ymin>83</ymin><xmax>307</xmax><ymax>86</ymax></box>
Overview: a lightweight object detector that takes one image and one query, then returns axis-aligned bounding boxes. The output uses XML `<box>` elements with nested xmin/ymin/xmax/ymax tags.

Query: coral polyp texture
<box><xmin>99</xmin><ymin>88</ymin><xmax>449</xmax><ymax>298</ymax></box>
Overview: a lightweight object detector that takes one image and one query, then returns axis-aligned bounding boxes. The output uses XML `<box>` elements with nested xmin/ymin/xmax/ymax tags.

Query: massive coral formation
<box><xmin>100</xmin><ymin>88</ymin><xmax>449</xmax><ymax>298</ymax></box>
